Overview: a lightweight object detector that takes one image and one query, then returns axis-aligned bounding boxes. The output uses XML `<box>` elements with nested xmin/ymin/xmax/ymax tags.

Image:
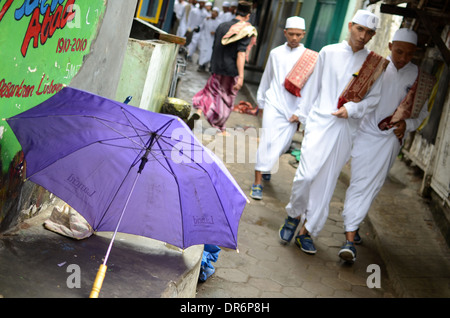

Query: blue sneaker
<box><xmin>295</xmin><ymin>234</ymin><xmax>317</xmax><ymax>254</ymax></box>
<box><xmin>338</xmin><ymin>241</ymin><xmax>357</xmax><ymax>263</ymax></box>
<box><xmin>262</xmin><ymin>173</ymin><xmax>271</xmax><ymax>181</ymax></box>
<box><xmin>279</xmin><ymin>217</ymin><xmax>300</xmax><ymax>244</ymax></box>
<box><xmin>250</xmin><ymin>184</ymin><xmax>263</xmax><ymax>200</ymax></box>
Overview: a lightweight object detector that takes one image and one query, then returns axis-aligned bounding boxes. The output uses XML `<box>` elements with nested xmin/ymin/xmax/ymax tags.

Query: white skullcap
<box><xmin>285</xmin><ymin>16</ymin><xmax>306</xmax><ymax>30</ymax></box>
<box><xmin>231</xmin><ymin>1</ymin><xmax>238</xmax><ymax>6</ymax></box>
<box><xmin>213</xmin><ymin>6</ymin><xmax>220</xmax><ymax>12</ymax></box>
<box><xmin>205</xmin><ymin>1</ymin><xmax>212</xmax><ymax>6</ymax></box>
<box><xmin>223</xmin><ymin>1</ymin><xmax>230</xmax><ymax>6</ymax></box>
<box><xmin>392</xmin><ymin>28</ymin><xmax>418</xmax><ymax>45</ymax></box>
<box><xmin>352</xmin><ymin>9</ymin><xmax>379</xmax><ymax>30</ymax></box>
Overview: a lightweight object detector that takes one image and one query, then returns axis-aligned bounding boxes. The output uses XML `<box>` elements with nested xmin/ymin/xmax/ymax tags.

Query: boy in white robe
<box><xmin>187</xmin><ymin>1</ymin><xmax>210</xmax><ymax>58</ymax></box>
<box><xmin>338</xmin><ymin>29</ymin><xmax>432</xmax><ymax>263</ymax></box>
<box><xmin>250</xmin><ymin>17</ymin><xmax>313</xmax><ymax>200</ymax></box>
<box><xmin>174</xmin><ymin>0</ymin><xmax>188</xmax><ymax>37</ymax></box>
<box><xmin>229</xmin><ymin>2</ymin><xmax>238</xmax><ymax>19</ymax></box>
<box><xmin>218</xmin><ymin>1</ymin><xmax>232</xmax><ymax>24</ymax></box>
<box><xmin>176</xmin><ymin>1</ymin><xmax>188</xmax><ymax>37</ymax></box>
<box><xmin>279</xmin><ymin>10</ymin><xmax>385</xmax><ymax>255</ymax></box>
<box><xmin>197</xmin><ymin>7</ymin><xmax>221</xmax><ymax>71</ymax></box>
<box><xmin>186</xmin><ymin>0</ymin><xmax>209</xmax><ymax>58</ymax></box>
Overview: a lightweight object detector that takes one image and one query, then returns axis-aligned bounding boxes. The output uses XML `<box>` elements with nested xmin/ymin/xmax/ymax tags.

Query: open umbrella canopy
<box><xmin>6</xmin><ymin>87</ymin><xmax>248</xmax><ymax>250</ymax></box>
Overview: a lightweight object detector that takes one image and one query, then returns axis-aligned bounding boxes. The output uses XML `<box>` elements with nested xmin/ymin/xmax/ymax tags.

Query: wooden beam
<box><xmin>415</xmin><ymin>9</ymin><xmax>450</xmax><ymax>66</ymax></box>
<box><xmin>380</xmin><ymin>4</ymin><xmax>417</xmax><ymax>18</ymax></box>
<box><xmin>380</xmin><ymin>3</ymin><xmax>450</xmax><ymax>22</ymax></box>
<box><xmin>380</xmin><ymin>4</ymin><xmax>450</xmax><ymax>67</ymax></box>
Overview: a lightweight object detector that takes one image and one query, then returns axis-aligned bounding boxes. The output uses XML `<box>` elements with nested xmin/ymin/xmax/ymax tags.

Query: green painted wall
<box><xmin>0</xmin><ymin>0</ymin><xmax>106</xmax><ymax>231</ymax></box>
<box><xmin>0</xmin><ymin>0</ymin><xmax>106</xmax><ymax>173</ymax></box>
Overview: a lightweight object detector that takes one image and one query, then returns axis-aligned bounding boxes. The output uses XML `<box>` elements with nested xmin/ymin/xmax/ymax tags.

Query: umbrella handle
<box><xmin>89</xmin><ymin>264</ymin><xmax>107</xmax><ymax>298</ymax></box>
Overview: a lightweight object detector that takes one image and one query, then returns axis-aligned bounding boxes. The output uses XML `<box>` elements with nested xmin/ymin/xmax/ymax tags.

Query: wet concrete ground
<box><xmin>1</xmin><ymin>52</ymin><xmax>448</xmax><ymax>301</ymax></box>
<box><xmin>175</xmin><ymin>56</ymin><xmax>397</xmax><ymax>298</ymax></box>
<box><xmin>176</xmin><ymin>52</ymin><xmax>450</xmax><ymax>299</ymax></box>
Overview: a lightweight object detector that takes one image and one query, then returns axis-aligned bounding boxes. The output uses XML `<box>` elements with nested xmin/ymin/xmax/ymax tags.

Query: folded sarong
<box><xmin>337</xmin><ymin>51</ymin><xmax>389</xmax><ymax>109</ymax></box>
<box><xmin>284</xmin><ymin>49</ymin><xmax>319</xmax><ymax>97</ymax></box>
<box><xmin>378</xmin><ymin>70</ymin><xmax>436</xmax><ymax>130</ymax></box>
<box><xmin>222</xmin><ymin>21</ymin><xmax>258</xmax><ymax>61</ymax></box>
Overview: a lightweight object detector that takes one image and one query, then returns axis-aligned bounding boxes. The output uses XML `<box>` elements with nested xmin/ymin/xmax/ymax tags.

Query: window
<box><xmin>136</xmin><ymin>0</ymin><xmax>163</xmax><ymax>24</ymax></box>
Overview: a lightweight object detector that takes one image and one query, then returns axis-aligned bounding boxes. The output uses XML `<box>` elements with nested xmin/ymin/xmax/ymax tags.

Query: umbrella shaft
<box><xmin>89</xmin><ymin>264</ymin><xmax>107</xmax><ymax>298</ymax></box>
<box><xmin>138</xmin><ymin>148</ymin><xmax>151</xmax><ymax>173</ymax></box>
<box><xmin>103</xmin><ymin>172</ymin><xmax>141</xmax><ymax>265</ymax></box>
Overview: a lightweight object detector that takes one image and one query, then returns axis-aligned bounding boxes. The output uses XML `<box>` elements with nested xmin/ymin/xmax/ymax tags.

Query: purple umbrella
<box><xmin>5</xmin><ymin>87</ymin><xmax>248</xmax><ymax>297</ymax></box>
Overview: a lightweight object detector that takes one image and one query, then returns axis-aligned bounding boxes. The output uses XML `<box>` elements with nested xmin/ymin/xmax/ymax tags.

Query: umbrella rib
<box><xmin>94</xmin><ymin>148</ymin><xmax>145</xmax><ymax>227</ymax></box>
<box><xmin>119</xmin><ymin>106</ymin><xmax>153</xmax><ymax>132</ymax></box>
<box><xmin>153</xmin><ymin>137</ymin><xmax>186</xmax><ymax>248</ymax></box>
<box><xmin>161</xmin><ymin>135</ymin><xmax>205</xmax><ymax>150</ymax></box>
<box><xmin>117</xmin><ymin>107</ymin><xmax>177</xmax><ymax>148</ymax></box>
<box><xmin>119</xmin><ymin>107</ymin><xmax>147</xmax><ymax>148</ymax></box>
<box><xmin>8</xmin><ymin>114</ymin><xmax>149</xmax><ymax>134</ymax></box>
<box><xmin>148</xmin><ymin>151</ymin><xmax>177</xmax><ymax>177</ymax></box>
<box><xmin>11</xmin><ymin>113</ymin><xmax>149</xmax><ymax>151</ymax></box>
<box><xmin>155</xmin><ymin>137</ymin><xmax>237</xmax><ymax>248</ymax></box>
<box><xmin>153</xmin><ymin>118</ymin><xmax>176</xmax><ymax>136</ymax></box>
<box><xmin>159</xmin><ymin>136</ymin><xmax>239</xmax><ymax>248</ymax></box>
<box><xmin>157</xmin><ymin>137</ymin><xmax>206</xmax><ymax>167</ymax></box>
<box><xmin>93</xmin><ymin>117</ymin><xmax>147</xmax><ymax>150</ymax></box>
<box><xmin>23</xmin><ymin>136</ymin><xmax>142</xmax><ymax>182</ymax></box>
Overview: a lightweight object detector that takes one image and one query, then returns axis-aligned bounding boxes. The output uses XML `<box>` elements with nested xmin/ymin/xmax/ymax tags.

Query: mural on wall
<box><xmin>0</xmin><ymin>0</ymin><xmax>106</xmax><ymax>230</ymax></box>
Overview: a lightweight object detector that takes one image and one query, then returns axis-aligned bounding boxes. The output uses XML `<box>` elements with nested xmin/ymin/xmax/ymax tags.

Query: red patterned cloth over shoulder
<box><xmin>337</xmin><ymin>51</ymin><xmax>389</xmax><ymax>109</ymax></box>
<box><xmin>378</xmin><ymin>70</ymin><xmax>436</xmax><ymax>131</ymax></box>
<box><xmin>284</xmin><ymin>49</ymin><xmax>319</xmax><ymax>97</ymax></box>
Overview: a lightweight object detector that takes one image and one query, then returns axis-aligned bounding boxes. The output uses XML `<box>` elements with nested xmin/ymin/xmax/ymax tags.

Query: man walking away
<box><xmin>192</xmin><ymin>1</ymin><xmax>257</xmax><ymax>134</ymax></box>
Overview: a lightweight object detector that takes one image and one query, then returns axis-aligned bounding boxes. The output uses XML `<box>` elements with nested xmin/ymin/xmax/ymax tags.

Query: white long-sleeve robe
<box><xmin>286</xmin><ymin>41</ymin><xmax>383</xmax><ymax>237</ymax></box>
<box><xmin>176</xmin><ymin>2</ymin><xmax>191</xmax><ymax>37</ymax></box>
<box><xmin>342</xmin><ymin>56</ymin><xmax>429</xmax><ymax>232</ymax></box>
<box><xmin>187</xmin><ymin>7</ymin><xmax>209</xmax><ymax>56</ymax></box>
<box><xmin>218</xmin><ymin>11</ymin><xmax>233</xmax><ymax>24</ymax></box>
<box><xmin>197</xmin><ymin>17</ymin><xmax>221</xmax><ymax>66</ymax></box>
<box><xmin>255</xmin><ymin>43</ymin><xmax>306</xmax><ymax>173</ymax></box>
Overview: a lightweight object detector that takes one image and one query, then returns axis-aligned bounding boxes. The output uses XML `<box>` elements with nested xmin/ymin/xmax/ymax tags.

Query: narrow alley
<box><xmin>175</xmin><ymin>52</ymin><xmax>450</xmax><ymax>298</ymax></box>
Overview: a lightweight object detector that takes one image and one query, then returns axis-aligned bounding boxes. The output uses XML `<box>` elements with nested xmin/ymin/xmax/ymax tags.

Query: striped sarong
<box><xmin>192</xmin><ymin>73</ymin><xmax>238</xmax><ymax>131</ymax></box>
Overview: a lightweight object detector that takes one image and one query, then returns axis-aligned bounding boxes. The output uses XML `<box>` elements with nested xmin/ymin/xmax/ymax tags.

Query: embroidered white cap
<box><xmin>213</xmin><ymin>6</ymin><xmax>220</xmax><ymax>12</ymax></box>
<box><xmin>222</xmin><ymin>1</ymin><xmax>230</xmax><ymax>6</ymax></box>
<box><xmin>392</xmin><ymin>28</ymin><xmax>418</xmax><ymax>45</ymax></box>
<box><xmin>285</xmin><ymin>16</ymin><xmax>306</xmax><ymax>30</ymax></box>
<box><xmin>205</xmin><ymin>2</ymin><xmax>212</xmax><ymax>6</ymax></box>
<box><xmin>352</xmin><ymin>9</ymin><xmax>379</xmax><ymax>30</ymax></box>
